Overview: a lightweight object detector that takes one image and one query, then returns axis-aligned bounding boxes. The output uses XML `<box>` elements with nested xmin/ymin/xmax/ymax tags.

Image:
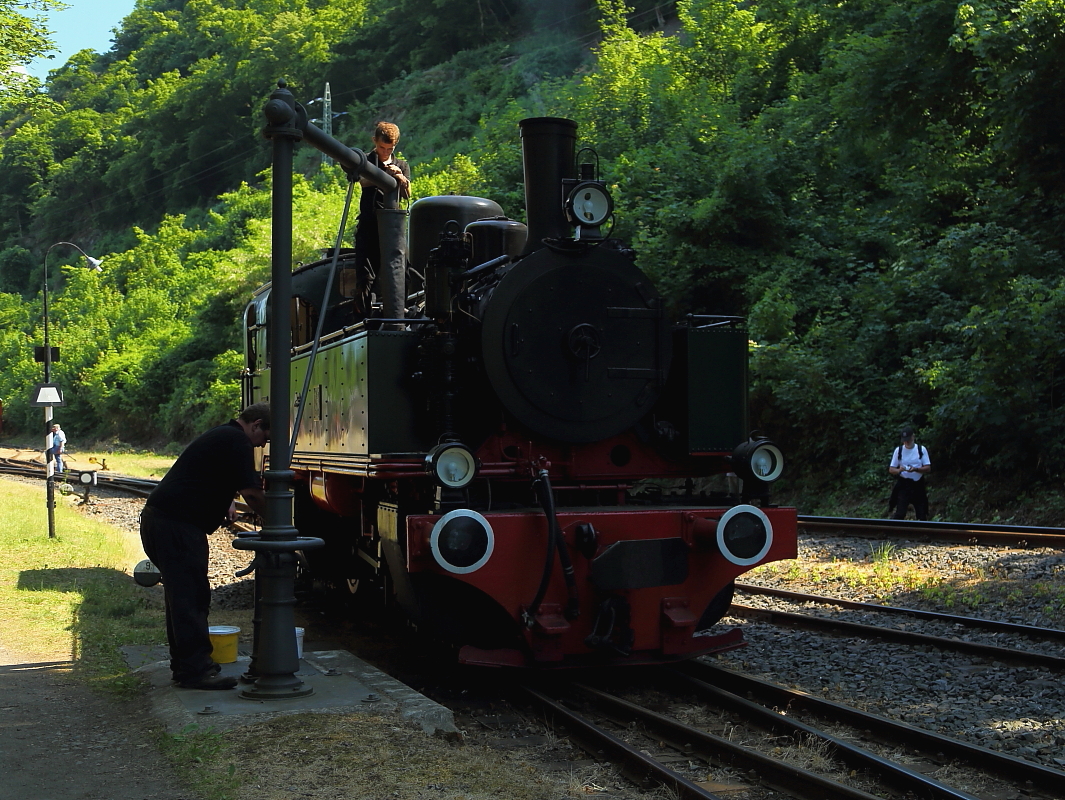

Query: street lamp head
<box><xmin>47</xmin><ymin>241</ymin><xmax>101</xmax><ymax>266</ymax></box>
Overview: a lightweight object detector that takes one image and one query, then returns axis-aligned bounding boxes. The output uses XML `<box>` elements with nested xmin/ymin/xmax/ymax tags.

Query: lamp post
<box><xmin>41</xmin><ymin>242</ymin><xmax>102</xmax><ymax>538</ymax></box>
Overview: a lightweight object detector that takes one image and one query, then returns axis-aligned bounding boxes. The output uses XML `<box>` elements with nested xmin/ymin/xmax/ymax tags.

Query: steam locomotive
<box><xmin>243</xmin><ymin>116</ymin><xmax>797</xmax><ymax>667</ymax></box>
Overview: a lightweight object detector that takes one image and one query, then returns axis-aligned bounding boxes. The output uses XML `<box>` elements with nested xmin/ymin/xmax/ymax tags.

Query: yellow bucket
<box><xmin>208</xmin><ymin>625</ymin><xmax>240</xmax><ymax>664</ymax></box>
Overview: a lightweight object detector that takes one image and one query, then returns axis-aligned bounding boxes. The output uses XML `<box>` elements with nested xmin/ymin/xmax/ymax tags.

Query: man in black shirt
<box><xmin>140</xmin><ymin>403</ymin><xmax>270</xmax><ymax>689</ymax></box>
<box><xmin>353</xmin><ymin>121</ymin><xmax>411</xmax><ymax>314</ymax></box>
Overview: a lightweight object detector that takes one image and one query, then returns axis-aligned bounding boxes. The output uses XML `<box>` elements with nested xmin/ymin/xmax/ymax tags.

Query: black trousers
<box><xmin>139</xmin><ymin>506</ymin><xmax>215</xmax><ymax>678</ymax></box>
<box><xmin>891</xmin><ymin>478</ymin><xmax>929</xmax><ymax>521</ymax></box>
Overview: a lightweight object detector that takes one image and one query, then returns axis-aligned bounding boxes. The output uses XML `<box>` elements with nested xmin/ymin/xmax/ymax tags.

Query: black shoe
<box><xmin>172</xmin><ymin>662</ymin><xmax>221</xmax><ymax>682</ymax></box>
<box><xmin>178</xmin><ymin>673</ymin><xmax>237</xmax><ymax>690</ymax></box>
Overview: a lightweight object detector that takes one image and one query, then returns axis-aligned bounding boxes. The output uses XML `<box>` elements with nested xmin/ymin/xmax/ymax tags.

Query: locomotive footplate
<box><xmin>457</xmin><ymin>627</ymin><xmax>747</xmax><ymax>669</ymax></box>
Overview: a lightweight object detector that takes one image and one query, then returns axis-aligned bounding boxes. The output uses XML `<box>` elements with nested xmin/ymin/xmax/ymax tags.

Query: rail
<box><xmin>673</xmin><ymin>662</ymin><xmax>1065</xmax><ymax>795</ymax></box>
<box><xmin>798</xmin><ymin>515</ymin><xmax>1065</xmax><ymax>547</ymax></box>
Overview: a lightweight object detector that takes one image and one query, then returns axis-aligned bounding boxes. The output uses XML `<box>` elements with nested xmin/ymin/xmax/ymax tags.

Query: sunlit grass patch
<box><xmin>0</xmin><ymin>478</ymin><xmax>165</xmax><ymax>691</ymax></box>
<box><xmin>749</xmin><ymin>543</ymin><xmax>1065</xmax><ymax>625</ymax></box>
<box><xmin>748</xmin><ymin>554</ymin><xmax>946</xmax><ymax>601</ymax></box>
<box><xmin>60</xmin><ymin>447</ymin><xmax>175</xmax><ymax>479</ymax></box>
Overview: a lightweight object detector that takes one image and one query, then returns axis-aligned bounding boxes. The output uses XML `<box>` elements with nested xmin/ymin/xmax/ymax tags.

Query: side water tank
<box><xmin>409</xmin><ymin>196</ymin><xmax>504</xmax><ymax>274</ymax></box>
<box><xmin>465</xmin><ymin>217</ymin><xmax>528</xmax><ymax>266</ymax></box>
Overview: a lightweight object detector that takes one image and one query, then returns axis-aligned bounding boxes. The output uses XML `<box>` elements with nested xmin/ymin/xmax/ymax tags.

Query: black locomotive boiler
<box><xmin>243</xmin><ymin>116</ymin><xmax>798</xmax><ymax>666</ymax></box>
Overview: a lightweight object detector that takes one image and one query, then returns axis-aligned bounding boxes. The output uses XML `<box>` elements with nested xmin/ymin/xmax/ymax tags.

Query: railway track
<box><xmin>672</xmin><ymin>661</ymin><xmax>1065</xmax><ymax>796</ymax></box>
<box><xmin>736</xmin><ymin>583</ymin><xmax>1065</xmax><ymax>642</ymax></box>
<box><xmin>516</xmin><ymin>661</ymin><xmax>1065</xmax><ymax>800</ymax></box>
<box><xmin>728</xmin><ymin>597</ymin><xmax>1065</xmax><ymax>672</ymax></box>
<box><xmin>0</xmin><ymin>456</ymin><xmax>160</xmax><ymax>497</ymax></box>
<box><xmin>799</xmin><ymin>515</ymin><xmax>1065</xmax><ymax>548</ymax></box>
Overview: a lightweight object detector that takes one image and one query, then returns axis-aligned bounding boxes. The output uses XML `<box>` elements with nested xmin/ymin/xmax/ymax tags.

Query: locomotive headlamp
<box><xmin>731</xmin><ymin>439</ymin><xmax>784</xmax><ymax>484</ymax></box>
<box><xmin>430</xmin><ymin>509</ymin><xmax>495</xmax><ymax>574</ymax></box>
<box><xmin>716</xmin><ymin>504</ymin><xmax>774</xmax><ymax>566</ymax></box>
<box><xmin>426</xmin><ymin>442</ymin><xmax>477</xmax><ymax>489</ymax></box>
<box><xmin>565</xmin><ymin>181</ymin><xmax>613</xmax><ymax>228</ymax></box>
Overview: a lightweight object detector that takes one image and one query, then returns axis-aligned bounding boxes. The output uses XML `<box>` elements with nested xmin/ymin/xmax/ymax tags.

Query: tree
<box><xmin>0</xmin><ymin>0</ymin><xmax>62</xmax><ymax>72</ymax></box>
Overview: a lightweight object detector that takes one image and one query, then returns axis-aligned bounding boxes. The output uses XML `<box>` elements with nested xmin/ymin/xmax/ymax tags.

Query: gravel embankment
<box><xmin>727</xmin><ymin>535</ymin><xmax>1065</xmax><ymax>770</ymax></box>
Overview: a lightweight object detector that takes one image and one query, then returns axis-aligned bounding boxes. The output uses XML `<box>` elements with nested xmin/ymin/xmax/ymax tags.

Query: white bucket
<box><xmin>295</xmin><ymin>627</ymin><xmax>304</xmax><ymax>660</ymax></box>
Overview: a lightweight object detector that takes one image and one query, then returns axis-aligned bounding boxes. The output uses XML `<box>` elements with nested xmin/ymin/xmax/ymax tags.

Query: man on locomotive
<box><xmin>353</xmin><ymin>122</ymin><xmax>411</xmax><ymax>311</ymax></box>
<box><xmin>139</xmin><ymin>403</ymin><xmax>270</xmax><ymax>690</ymax></box>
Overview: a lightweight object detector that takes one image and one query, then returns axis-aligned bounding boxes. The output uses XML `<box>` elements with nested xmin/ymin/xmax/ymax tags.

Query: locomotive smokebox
<box><xmin>519</xmin><ymin>117</ymin><xmax>577</xmax><ymax>254</ymax></box>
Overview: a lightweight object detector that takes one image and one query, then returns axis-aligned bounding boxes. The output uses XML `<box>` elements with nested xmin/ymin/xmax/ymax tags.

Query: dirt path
<box><xmin>0</xmin><ymin>641</ymin><xmax>199</xmax><ymax>800</ymax></box>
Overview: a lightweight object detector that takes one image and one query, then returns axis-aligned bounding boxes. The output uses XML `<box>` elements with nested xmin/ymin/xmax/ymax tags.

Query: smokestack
<box><xmin>519</xmin><ymin>117</ymin><xmax>577</xmax><ymax>255</ymax></box>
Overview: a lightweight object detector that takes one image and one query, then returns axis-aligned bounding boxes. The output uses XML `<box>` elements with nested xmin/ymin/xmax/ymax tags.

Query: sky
<box><xmin>26</xmin><ymin>0</ymin><xmax>138</xmax><ymax>80</ymax></box>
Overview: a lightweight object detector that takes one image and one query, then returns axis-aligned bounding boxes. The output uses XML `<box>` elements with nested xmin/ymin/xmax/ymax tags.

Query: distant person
<box><xmin>139</xmin><ymin>404</ymin><xmax>270</xmax><ymax>690</ymax></box>
<box><xmin>49</xmin><ymin>422</ymin><xmax>66</xmax><ymax>473</ymax></box>
<box><xmin>353</xmin><ymin>121</ymin><xmax>411</xmax><ymax>311</ymax></box>
<box><xmin>888</xmin><ymin>426</ymin><xmax>931</xmax><ymax>520</ymax></box>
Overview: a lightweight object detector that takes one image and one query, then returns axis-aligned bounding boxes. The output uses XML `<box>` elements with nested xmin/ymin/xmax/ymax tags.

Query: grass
<box><xmin>216</xmin><ymin>712</ymin><xmax>582</xmax><ymax>800</ymax></box>
<box><xmin>160</xmin><ymin>723</ymin><xmax>243</xmax><ymax>800</ymax></box>
<box><xmin>0</xmin><ymin>477</ymin><xmax>166</xmax><ymax>692</ymax></box>
<box><xmin>68</xmin><ymin>448</ymin><xmax>175</xmax><ymax>478</ymax></box>
<box><xmin>752</xmin><ymin>539</ymin><xmax>1065</xmax><ymax>628</ymax></box>
<box><xmin>751</xmin><ymin>546</ymin><xmax>946</xmax><ymax>602</ymax></box>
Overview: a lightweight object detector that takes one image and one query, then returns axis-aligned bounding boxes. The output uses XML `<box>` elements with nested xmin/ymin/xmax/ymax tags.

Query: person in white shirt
<box><xmin>888</xmin><ymin>426</ymin><xmax>931</xmax><ymax>519</ymax></box>
<box><xmin>49</xmin><ymin>422</ymin><xmax>67</xmax><ymax>473</ymax></box>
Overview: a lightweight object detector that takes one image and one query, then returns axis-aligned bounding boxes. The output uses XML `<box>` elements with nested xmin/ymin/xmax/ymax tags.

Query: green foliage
<box><xmin>953</xmin><ymin>0</ymin><xmax>1065</xmax><ymax>206</ymax></box>
<box><xmin>412</xmin><ymin>154</ymin><xmax>483</xmax><ymax>200</ymax></box>
<box><xmin>0</xmin><ymin>169</ymin><xmax>346</xmax><ymax>442</ymax></box>
<box><xmin>0</xmin><ymin>245</ymin><xmax>35</xmax><ymax>294</ymax></box>
<box><xmin>0</xmin><ymin>0</ymin><xmax>61</xmax><ymax>73</ymax></box>
<box><xmin>0</xmin><ymin>0</ymin><xmax>1064</xmax><ymax>498</ymax></box>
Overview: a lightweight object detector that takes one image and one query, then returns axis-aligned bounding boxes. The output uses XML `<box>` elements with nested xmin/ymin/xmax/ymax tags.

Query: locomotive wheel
<box><xmin>696</xmin><ymin>581</ymin><xmax>736</xmax><ymax>631</ymax></box>
<box><xmin>293</xmin><ymin>489</ymin><xmax>378</xmax><ymax>614</ymax></box>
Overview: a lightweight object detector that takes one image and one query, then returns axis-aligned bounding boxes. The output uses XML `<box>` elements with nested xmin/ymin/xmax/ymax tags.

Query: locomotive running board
<box><xmin>457</xmin><ymin>627</ymin><xmax>747</xmax><ymax>668</ymax></box>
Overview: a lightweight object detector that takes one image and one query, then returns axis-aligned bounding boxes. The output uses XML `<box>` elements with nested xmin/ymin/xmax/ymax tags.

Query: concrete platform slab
<box><xmin>126</xmin><ymin>647</ymin><xmax>460</xmax><ymax>739</ymax></box>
